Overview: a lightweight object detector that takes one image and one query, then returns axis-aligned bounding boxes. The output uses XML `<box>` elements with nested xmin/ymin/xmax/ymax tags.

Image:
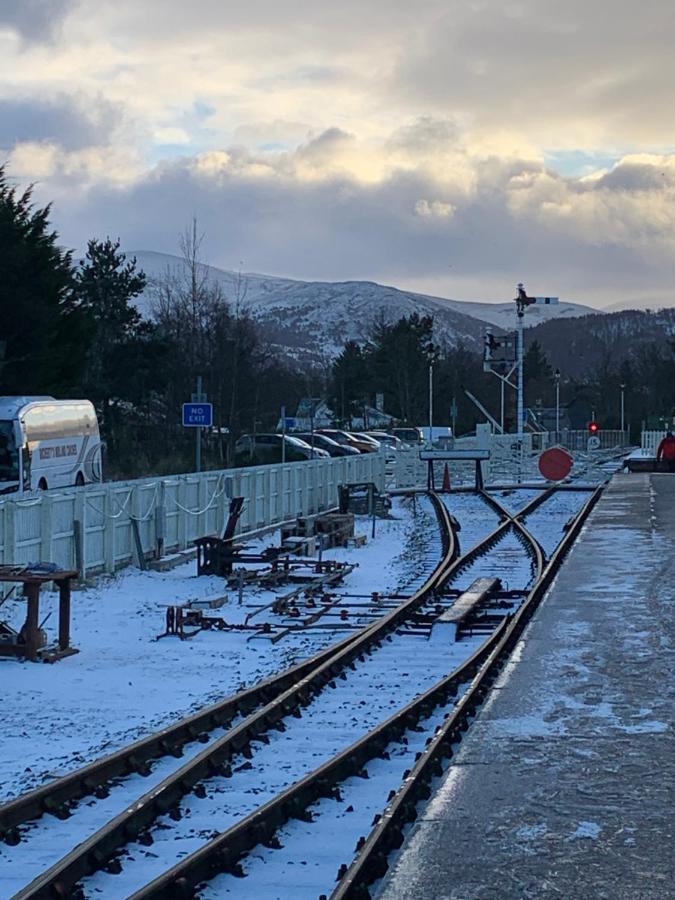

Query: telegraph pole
<box><xmin>428</xmin><ymin>361</ymin><xmax>433</xmax><ymax>445</ymax></box>
<box><xmin>516</xmin><ymin>300</ymin><xmax>525</xmax><ymax>436</ymax></box>
<box><xmin>554</xmin><ymin>369</ymin><xmax>561</xmax><ymax>437</ymax></box>
<box><xmin>514</xmin><ymin>283</ymin><xmax>535</xmax><ymax>436</ymax></box>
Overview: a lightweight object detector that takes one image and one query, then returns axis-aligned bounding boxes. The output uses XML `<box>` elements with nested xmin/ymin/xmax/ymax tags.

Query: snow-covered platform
<box><xmin>379</xmin><ymin>472</ymin><xmax>675</xmax><ymax>900</ymax></box>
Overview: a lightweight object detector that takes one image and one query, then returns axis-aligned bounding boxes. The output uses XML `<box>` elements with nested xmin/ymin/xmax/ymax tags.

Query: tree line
<box><xmin>3</xmin><ymin>164</ymin><xmax>673</xmax><ymax>480</ymax></box>
<box><xmin>328</xmin><ymin>313</ymin><xmax>675</xmax><ymax>437</ymax></box>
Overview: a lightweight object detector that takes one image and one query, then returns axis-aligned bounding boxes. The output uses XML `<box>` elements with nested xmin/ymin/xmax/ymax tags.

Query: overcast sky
<box><xmin>2</xmin><ymin>0</ymin><xmax>674</xmax><ymax>308</ymax></box>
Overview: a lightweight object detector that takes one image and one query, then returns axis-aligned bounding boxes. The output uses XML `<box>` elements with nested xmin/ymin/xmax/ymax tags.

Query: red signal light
<box><xmin>588</xmin><ymin>421</ymin><xmax>600</xmax><ymax>434</ymax></box>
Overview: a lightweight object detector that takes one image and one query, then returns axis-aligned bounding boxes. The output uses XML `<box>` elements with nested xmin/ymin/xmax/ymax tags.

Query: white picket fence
<box><xmin>392</xmin><ymin>431</ymin><xmax>537</xmax><ymax>489</ymax></box>
<box><xmin>0</xmin><ymin>454</ymin><xmax>385</xmax><ymax>577</ymax></box>
<box><xmin>641</xmin><ymin>430</ymin><xmax>667</xmax><ymax>454</ymax></box>
<box><xmin>392</xmin><ymin>426</ymin><xmax>635</xmax><ymax>489</ymax></box>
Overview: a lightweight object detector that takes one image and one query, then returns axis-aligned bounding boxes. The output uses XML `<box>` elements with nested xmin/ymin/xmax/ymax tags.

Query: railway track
<box><xmin>0</xmin><ymin>497</ymin><xmax>447</xmax><ymax>845</ymax></box>
<box><xmin>1</xmin><ymin>485</ymin><xmax>600</xmax><ymax>899</ymax></box>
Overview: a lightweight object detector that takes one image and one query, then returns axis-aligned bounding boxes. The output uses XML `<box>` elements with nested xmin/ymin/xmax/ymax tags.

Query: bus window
<box><xmin>0</xmin><ymin>421</ymin><xmax>19</xmax><ymax>482</ymax></box>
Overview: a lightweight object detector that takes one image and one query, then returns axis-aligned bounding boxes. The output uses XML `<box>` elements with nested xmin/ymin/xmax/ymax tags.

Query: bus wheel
<box><xmin>38</xmin><ymin>478</ymin><xmax>48</xmax><ymax>491</ymax></box>
<box><xmin>75</xmin><ymin>472</ymin><xmax>85</xmax><ymax>487</ymax></box>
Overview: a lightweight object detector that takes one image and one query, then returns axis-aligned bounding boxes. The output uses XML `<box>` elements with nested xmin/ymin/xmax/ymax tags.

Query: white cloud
<box><xmin>1</xmin><ymin>0</ymin><xmax>674</xmax><ymax>308</ymax></box>
<box><xmin>415</xmin><ymin>199</ymin><xmax>455</xmax><ymax>218</ymax></box>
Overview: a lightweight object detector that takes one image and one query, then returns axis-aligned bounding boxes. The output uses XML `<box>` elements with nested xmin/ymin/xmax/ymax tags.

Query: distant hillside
<box><xmin>605</xmin><ymin>297</ymin><xmax>675</xmax><ymax>313</ymax></box>
<box><xmin>526</xmin><ymin>308</ymin><xmax>675</xmax><ymax>377</ymax></box>
<box><xmin>128</xmin><ymin>251</ymin><xmax>596</xmax><ymax>364</ymax></box>
<box><xmin>439</xmin><ymin>296</ymin><xmax>597</xmax><ymax>329</ymax></box>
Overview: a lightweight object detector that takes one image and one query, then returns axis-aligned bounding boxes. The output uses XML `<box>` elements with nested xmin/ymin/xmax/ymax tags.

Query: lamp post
<box><xmin>428</xmin><ymin>361</ymin><xmax>433</xmax><ymax>446</ymax></box>
<box><xmin>620</xmin><ymin>383</ymin><xmax>626</xmax><ymax>438</ymax></box>
<box><xmin>426</xmin><ymin>342</ymin><xmax>438</xmax><ymax>447</ymax></box>
<box><xmin>554</xmin><ymin>369</ymin><xmax>561</xmax><ymax>438</ymax></box>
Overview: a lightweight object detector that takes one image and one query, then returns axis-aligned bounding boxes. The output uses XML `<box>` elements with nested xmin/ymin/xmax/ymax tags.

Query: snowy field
<box><xmin>0</xmin><ymin>498</ymin><xmax>425</xmax><ymax>803</ymax></box>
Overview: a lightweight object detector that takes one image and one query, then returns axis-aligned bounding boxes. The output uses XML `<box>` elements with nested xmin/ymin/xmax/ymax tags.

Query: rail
<box><xmin>331</xmin><ymin>484</ymin><xmax>603</xmax><ymax>899</ymax></box>
<box><xmin>9</xmin><ymin>493</ymin><xmax>457</xmax><ymax>898</ymax></box>
<box><xmin>7</xmin><ymin>486</ymin><xmax>594</xmax><ymax>899</ymax></box>
<box><xmin>77</xmin><ymin>491</ymin><xmax>562</xmax><ymax>899</ymax></box>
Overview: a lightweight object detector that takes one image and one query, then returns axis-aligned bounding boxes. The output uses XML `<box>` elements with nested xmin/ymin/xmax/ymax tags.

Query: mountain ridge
<box><xmin>127</xmin><ymin>250</ymin><xmax>601</xmax><ymax>364</ymax></box>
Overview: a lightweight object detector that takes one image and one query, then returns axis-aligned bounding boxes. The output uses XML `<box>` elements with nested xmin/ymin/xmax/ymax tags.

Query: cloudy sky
<box><xmin>2</xmin><ymin>0</ymin><xmax>674</xmax><ymax>308</ymax></box>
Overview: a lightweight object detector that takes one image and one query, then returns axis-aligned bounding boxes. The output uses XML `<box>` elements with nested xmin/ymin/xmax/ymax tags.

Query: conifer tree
<box><xmin>0</xmin><ymin>166</ymin><xmax>87</xmax><ymax>393</ymax></box>
<box><xmin>75</xmin><ymin>237</ymin><xmax>146</xmax><ymax>404</ymax></box>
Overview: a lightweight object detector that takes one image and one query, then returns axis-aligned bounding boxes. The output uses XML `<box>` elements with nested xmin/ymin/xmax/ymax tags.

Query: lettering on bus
<box><xmin>39</xmin><ymin>444</ymin><xmax>78</xmax><ymax>460</ymax></box>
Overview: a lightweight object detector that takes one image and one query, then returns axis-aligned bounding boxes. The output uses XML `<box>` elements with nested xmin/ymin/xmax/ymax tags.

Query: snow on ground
<box><xmin>80</xmin><ymin>629</ymin><xmax>484</xmax><ymax>897</ymax></box>
<box><xmin>626</xmin><ymin>447</ymin><xmax>653</xmax><ymax>458</ymax></box>
<box><xmin>0</xmin><ymin>498</ymin><xmax>423</xmax><ymax>802</ymax></box>
<box><xmin>440</xmin><ymin>491</ymin><xmax>500</xmax><ymax>551</ymax></box>
<box><xmin>200</xmin><ymin>683</ymin><xmax>473</xmax><ymax>900</ymax></box>
<box><xmin>521</xmin><ymin>489</ymin><xmax>593</xmax><ymax>558</ymax></box>
<box><xmin>377</xmin><ymin>473</ymin><xmax>675</xmax><ymax>900</ymax></box>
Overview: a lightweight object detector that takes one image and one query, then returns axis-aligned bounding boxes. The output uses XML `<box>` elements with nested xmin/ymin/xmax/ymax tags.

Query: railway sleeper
<box><xmin>41</xmin><ymin>796</ymin><xmax>72</xmax><ymax>820</ymax></box>
<box><xmin>0</xmin><ymin>825</ymin><xmax>20</xmax><ymax>846</ymax></box>
<box><xmin>80</xmin><ymin>775</ymin><xmax>111</xmax><ymax>800</ymax></box>
<box><xmin>206</xmin><ymin>759</ymin><xmax>232</xmax><ymax>778</ymax></box>
<box><xmin>160</xmin><ymin>739</ymin><xmax>184</xmax><ymax>758</ymax></box>
<box><xmin>126</xmin><ymin>755</ymin><xmax>152</xmax><ymax>777</ymax></box>
<box><xmin>214</xmin><ymin>848</ymin><xmax>244</xmax><ymax>877</ymax></box>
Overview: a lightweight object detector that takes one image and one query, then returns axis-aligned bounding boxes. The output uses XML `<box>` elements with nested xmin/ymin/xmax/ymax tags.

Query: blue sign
<box><xmin>182</xmin><ymin>403</ymin><xmax>213</xmax><ymax>427</ymax></box>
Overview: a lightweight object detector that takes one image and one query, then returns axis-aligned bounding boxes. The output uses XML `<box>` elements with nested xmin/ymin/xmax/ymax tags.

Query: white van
<box><xmin>417</xmin><ymin>426</ymin><xmax>454</xmax><ymax>449</ymax></box>
<box><xmin>0</xmin><ymin>397</ymin><xmax>103</xmax><ymax>493</ymax></box>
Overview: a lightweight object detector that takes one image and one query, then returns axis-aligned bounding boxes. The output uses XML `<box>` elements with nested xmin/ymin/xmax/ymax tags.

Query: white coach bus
<box><xmin>0</xmin><ymin>397</ymin><xmax>103</xmax><ymax>494</ymax></box>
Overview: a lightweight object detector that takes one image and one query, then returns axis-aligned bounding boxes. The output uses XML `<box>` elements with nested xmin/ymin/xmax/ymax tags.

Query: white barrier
<box><xmin>641</xmin><ymin>430</ymin><xmax>666</xmax><ymax>454</ymax></box>
<box><xmin>393</xmin><ymin>433</ymin><xmax>536</xmax><ymax>488</ymax></box>
<box><xmin>0</xmin><ymin>455</ymin><xmax>386</xmax><ymax>577</ymax></box>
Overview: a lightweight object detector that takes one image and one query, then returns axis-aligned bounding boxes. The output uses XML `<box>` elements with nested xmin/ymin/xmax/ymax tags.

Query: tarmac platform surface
<box><xmin>378</xmin><ymin>473</ymin><xmax>674</xmax><ymax>900</ymax></box>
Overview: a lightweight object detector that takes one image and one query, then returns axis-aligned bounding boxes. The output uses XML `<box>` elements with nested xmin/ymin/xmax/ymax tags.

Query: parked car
<box><xmin>349</xmin><ymin>432</ymin><xmax>382</xmax><ymax>452</ymax></box>
<box><xmin>292</xmin><ymin>432</ymin><xmax>360</xmax><ymax>457</ymax></box>
<box><xmin>365</xmin><ymin>431</ymin><xmax>403</xmax><ymax>459</ymax></box>
<box><xmin>234</xmin><ymin>433</ymin><xmax>329</xmax><ymax>466</ymax></box>
<box><xmin>391</xmin><ymin>427</ymin><xmax>425</xmax><ymax>447</ymax></box>
<box><xmin>316</xmin><ymin>429</ymin><xmax>367</xmax><ymax>453</ymax></box>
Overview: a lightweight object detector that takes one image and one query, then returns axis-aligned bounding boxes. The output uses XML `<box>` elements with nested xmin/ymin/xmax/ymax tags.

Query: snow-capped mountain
<box><xmin>128</xmin><ymin>251</ymin><xmax>597</xmax><ymax>364</ymax></box>
<box><xmin>439</xmin><ymin>297</ymin><xmax>597</xmax><ymax>329</ymax></box>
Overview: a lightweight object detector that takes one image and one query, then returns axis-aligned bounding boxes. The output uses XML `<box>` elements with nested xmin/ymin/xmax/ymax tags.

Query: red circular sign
<box><xmin>539</xmin><ymin>447</ymin><xmax>573</xmax><ymax>481</ymax></box>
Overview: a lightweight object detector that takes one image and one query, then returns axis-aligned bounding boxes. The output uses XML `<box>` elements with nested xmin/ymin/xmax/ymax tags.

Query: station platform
<box><xmin>379</xmin><ymin>473</ymin><xmax>675</xmax><ymax>900</ymax></box>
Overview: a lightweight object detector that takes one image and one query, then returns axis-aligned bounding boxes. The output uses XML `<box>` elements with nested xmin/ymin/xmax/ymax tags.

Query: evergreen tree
<box><xmin>327</xmin><ymin>340</ymin><xmax>370</xmax><ymax>425</ymax></box>
<box><xmin>75</xmin><ymin>238</ymin><xmax>150</xmax><ymax>457</ymax></box>
<box><xmin>0</xmin><ymin>166</ymin><xmax>87</xmax><ymax>393</ymax></box>
<box><xmin>369</xmin><ymin>314</ymin><xmax>435</xmax><ymax>422</ymax></box>
<box><xmin>523</xmin><ymin>338</ymin><xmax>554</xmax><ymax>412</ymax></box>
<box><xmin>76</xmin><ymin>237</ymin><xmax>147</xmax><ymax>402</ymax></box>
<box><xmin>523</xmin><ymin>339</ymin><xmax>553</xmax><ymax>381</ymax></box>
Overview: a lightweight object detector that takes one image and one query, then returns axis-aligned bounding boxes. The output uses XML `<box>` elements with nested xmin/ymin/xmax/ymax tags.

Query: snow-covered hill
<box><xmin>439</xmin><ymin>297</ymin><xmax>597</xmax><ymax>329</ymax></box>
<box><xmin>128</xmin><ymin>251</ymin><xmax>597</xmax><ymax>364</ymax></box>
